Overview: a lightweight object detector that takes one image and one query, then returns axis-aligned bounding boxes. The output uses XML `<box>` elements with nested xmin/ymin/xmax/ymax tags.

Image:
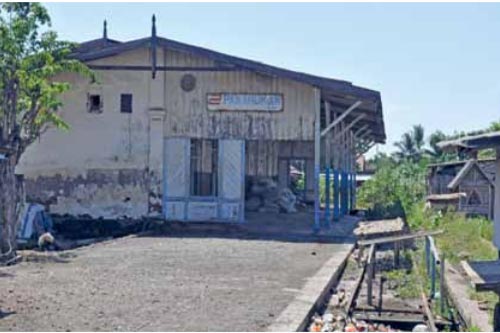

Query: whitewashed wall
<box><xmin>17</xmin><ymin>46</ymin><xmax>317</xmax><ymax>219</ymax></box>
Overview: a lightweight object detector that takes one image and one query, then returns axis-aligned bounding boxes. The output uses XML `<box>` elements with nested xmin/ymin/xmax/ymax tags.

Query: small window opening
<box><xmin>468</xmin><ymin>190</ymin><xmax>482</xmax><ymax>205</ymax></box>
<box><xmin>88</xmin><ymin>94</ymin><xmax>102</xmax><ymax>113</ymax></box>
<box><xmin>190</xmin><ymin>139</ymin><xmax>218</xmax><ymax>197</ymax></box>
<box><xmin>120</xmin><ymin>94</ymin><xmax>133</xmax><ymax>113</ymax></box>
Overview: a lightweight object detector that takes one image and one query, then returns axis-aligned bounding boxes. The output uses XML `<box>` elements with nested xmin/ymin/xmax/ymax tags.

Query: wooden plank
<box><xmin>394</xmin><ymin>241</ymin><xmax>400</xmax><ymax>268</ymax></box>
<box><xmin>88</xmin><ymin>64</ymin><xmax>238</xmax><ymax>71</ymax></box>
<box><xmin>352</xmin><ymin>312</ymin><xmax>451</xmax><ymax>327</ymax></box>
<box><xmin>358</xmin><ymin>230</ymin><xmax>443</xmax><ymax>247</ymax></box>
<box><xmin>446</xmin><ymin>263</ymin><xmax>493</xmax><ymax>331</ymax></box>
<box><xmin>355</xmin><ymin>305</ymin><xmax>423</xmax><ymax>315</ymax></box>
<box><xmin>332</xmin><ymin>114</ymin><xmax>365</xmax><ymax>142</ymax></box>
<box><xmin>320</xmin><ymin>101</ymin><xmax>362</xmax><ymax>137</ymax></box>
<box><xmin>461</xmin><ymin>260</ymin><xmax>500</xmax><ymax>292</ymax></box>
<box><xmin>353</xmin><ymin>124</ymin><xmax>369</xmax><ymax>137</ymax></box>
<box><xmin>421</xmin><ymin>292</ymin><xmax>437</xmax><ymax>332</ymax></box>
<box><xmin>366</xmin><ymin>244</ymin><xmax>376</xmax><ymax>306</ymax></box>
<box><xmin>345</xmin><ymin>249</ymin><xmax>369</xmax><ymax>316</ymax></box>
<box><xmin>460</xmin><ymin>260</ymin><xmax>485</xmax><ymax>290</ymax></box>
<box><xmin>440</xmin><ymin>256</ymin><xmax>446</xmax><ymax>314</ymax></box>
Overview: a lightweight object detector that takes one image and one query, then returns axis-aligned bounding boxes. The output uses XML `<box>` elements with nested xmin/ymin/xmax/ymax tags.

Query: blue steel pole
<box><xmin>347</xmin><ymin>173</ymin><xmax>352</xmax><ymax>213</ymax></box>
<box><xmin>345</xmin><ymin>172</ymin><xmax>349</xmax><ymax>215</ymax></box>
<box><xmin>341</xmin><ymin>171</ymin><xmax>348</xmax><ymax>216</ymax></box>
<box><xmin>325</xmin><ymin>167</ymin><xmax>331</xmax><ymax>227</ymax></box>
<box><xmin>314</xmin><ymin>165</ymin><xmax>320</xmax><ymax>233</ymax></box>
<box><xmin>340</xmin><ymin>171</ymin><xmax>344</xmax><ymax>216</ymax></box>
<box><xmin>352</xmin><ymin>173</ymin><xmax>357</xmax><ymax>210</ymax></box>
<box><xmin>333</xmin><ymin>169</ymin><xmax>340</xmax><ymax>221</ymax></box>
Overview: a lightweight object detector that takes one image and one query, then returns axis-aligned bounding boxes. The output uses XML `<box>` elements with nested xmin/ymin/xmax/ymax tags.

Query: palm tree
<box><xmin>428</xmin><ymin>130</ymin><xmax>447</xmax><ymax>159</ymax></box>
<box><xmin>393</xmin><ymin>125</ymin><xmax>426</xmax><ymax>162</ymax></box>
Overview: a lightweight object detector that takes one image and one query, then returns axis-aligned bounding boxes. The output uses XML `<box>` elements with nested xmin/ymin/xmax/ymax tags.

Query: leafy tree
<box><xmin>0</xmin><ymin>3</ymin><xmax>91</xmax><ymax>261</ymax></box>
<box><xmin>365</xmin><ymin>152</ymin><xmax>395</xmax><ymax>171</ymax></box>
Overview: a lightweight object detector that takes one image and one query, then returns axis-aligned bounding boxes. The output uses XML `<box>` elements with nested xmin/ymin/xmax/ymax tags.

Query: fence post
<box><xmin>425</xmin><ymin>237</ymin><xmax>430</xmax><ymax>276</ymax></box>
<box><xmin>394</xmin><ymin>241</ymin><xmax>400</xmax><ymax>268</ymax></box>
<box><xmin>431</xmin><ymin>251</ymin><xmax>436</xmax><ymax>299</ymax></box>
<box><xmin>440</xmin><ymin>255</ymin><xmax>446</xmax><ymax>314</ymax></box>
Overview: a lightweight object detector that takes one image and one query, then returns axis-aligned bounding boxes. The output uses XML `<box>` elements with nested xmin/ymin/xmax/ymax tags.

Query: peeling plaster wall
<box><xmin>24</xmin><ymin>169</ymin><xmax>148</xmax><ymax>219</ymax></box>
<box><xmin>17</xmin><ymin>54</ymin><xmax>155</xmax><ymax>219</ymax></box>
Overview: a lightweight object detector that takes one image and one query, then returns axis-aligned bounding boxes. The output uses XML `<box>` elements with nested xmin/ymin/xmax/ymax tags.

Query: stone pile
<box><xmin>354</xmin><ymin>218</ymin><xmax>406</xmax><ymax>239</ymax></box>
<box><xmin>245</xmin><ymin>178</ymin><xmax>297</xmax><ymax>213</ymax></box>
<box><xmin>308</xmin><ymin>313</ymin><xmax>402</xmax><ymax>332</ymax></box>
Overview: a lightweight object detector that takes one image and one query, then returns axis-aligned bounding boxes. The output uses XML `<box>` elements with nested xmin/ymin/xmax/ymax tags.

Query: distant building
<box><xmin>427</xmin><ymin>159</ymin><xmax>495</xmax><ymax>218</ymax></box>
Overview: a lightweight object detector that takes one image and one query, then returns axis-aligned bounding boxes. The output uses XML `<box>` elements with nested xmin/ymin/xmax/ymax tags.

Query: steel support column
<box><xmin>313</xmin><ymin>88</ymin><xmax>321</xmax><ymax>232</ymax></box>
<box><xmin>333</xmin><ymin>168</ymin><xmax>340</xmax><ymax>221</ymax></box>
<box><xmin>325</xmin><ymin>167</ymin><xmax>331</xmax><ymax>227</ymax></box>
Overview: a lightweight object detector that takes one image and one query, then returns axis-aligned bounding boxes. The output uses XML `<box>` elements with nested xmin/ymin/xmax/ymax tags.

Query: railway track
<box><xmin>307</xmin><ymin>238</ymin><xmax>459</xmax><ymax>332</ymax></box>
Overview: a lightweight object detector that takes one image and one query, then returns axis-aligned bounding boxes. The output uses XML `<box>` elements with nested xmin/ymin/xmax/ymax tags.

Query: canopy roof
<box><xmin>438</xmin><ymin>131</ymin><xmax>500</xmax><ymax>152</ymax></box>
<box><xmin>72</xmin><ymin>34</ymin><xmax>386</xmax><ymax>144</ymax></box>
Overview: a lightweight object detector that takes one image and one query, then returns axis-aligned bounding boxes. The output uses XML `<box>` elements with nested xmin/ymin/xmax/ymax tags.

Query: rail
<box><xmin>425</xmin><ymin>235</ymin><xmax>447</xmax><ymax>315</ymax></box>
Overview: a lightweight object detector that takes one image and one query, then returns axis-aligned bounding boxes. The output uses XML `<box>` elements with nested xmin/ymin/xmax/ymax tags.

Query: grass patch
<box><xmin>407</xmin><ymin>202</ymin><xmax>498</xmax><ymax>325</ymax></box>
<box><xmin>383</xmin><ymin>268</ymin><xmax>421</xmax><ymax>299</ymax></box>
<box><xmin>408</xmin><ymin>203</ymin><xmax>497</xmax><ymax>265</ymax></box>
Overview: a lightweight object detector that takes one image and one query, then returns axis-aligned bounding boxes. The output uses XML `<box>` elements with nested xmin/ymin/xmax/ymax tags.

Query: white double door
<box><xmin>163</xmin><ymin>138</ymin><xmax>245</xmax><ymax>222</ymax></box>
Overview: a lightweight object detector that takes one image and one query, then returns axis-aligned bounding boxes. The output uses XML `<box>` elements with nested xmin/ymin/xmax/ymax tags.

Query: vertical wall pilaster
<box><xmin>147</xmin><ymin>48</ymin><xmax>166</xmax><ymax>216</ymax></box>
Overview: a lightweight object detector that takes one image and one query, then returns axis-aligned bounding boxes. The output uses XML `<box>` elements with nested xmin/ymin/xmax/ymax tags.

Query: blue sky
<box><xmin>44</xmin><ymin>2</ymin><xmax>500</xmax><ymax>154</ymax></box>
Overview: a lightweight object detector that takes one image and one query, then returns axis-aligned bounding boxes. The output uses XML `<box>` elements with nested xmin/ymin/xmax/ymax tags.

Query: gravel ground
<box><xmin>0</xmin><ymin>234</ymin><xmax>350</xmax><ymax>331</ymax></box>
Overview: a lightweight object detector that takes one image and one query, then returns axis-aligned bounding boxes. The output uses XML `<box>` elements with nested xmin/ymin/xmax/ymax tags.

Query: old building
<box><xmin>427</xmin><ymin>159</ymin><xmax>496</xmax><ymax>218</ymax></box>
<box><xmin>17</xmin><ymin>19</ymin><xmax>385</xmax><ymax>227</ymax></box>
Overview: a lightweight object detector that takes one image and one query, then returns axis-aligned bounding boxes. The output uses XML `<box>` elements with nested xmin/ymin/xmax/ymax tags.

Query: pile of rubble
<box><xmin>309</xmin><ymin>313</ymin><xmax>401</xmax><ymax>332</ymax></box>
<box><xmin>354</xmin><ymin>218</ymin><xmax>407</xmax><ymax>240</ymax></box>
<box><xmin>309</xmin><ymin>312</ymin><xmax>429</xmax><ymax>332</ymax></box>
<box><xmin>245</xmin><ymin>178</ymin><xmax>297</xmax><ymax>213</ymax></box>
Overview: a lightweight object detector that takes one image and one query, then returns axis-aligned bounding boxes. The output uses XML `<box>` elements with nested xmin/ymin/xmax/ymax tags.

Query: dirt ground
<box><xmin>0</xmin><ymin>233</ymin><xmax>351</xmax><ymax>331</ymax></box>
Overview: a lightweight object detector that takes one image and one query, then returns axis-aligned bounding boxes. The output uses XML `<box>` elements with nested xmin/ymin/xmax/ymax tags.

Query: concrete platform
<box><xmin>0</xmin><ymin>216</ymin><xmax>356</xmax><ymax>331</ymax></box>
<box><xmin>244</xmin><ymin>212</ymin><xmax>359</xmax><ymax>242</ymax></box>
<box><xmin>156</xmin><ymin>212</ymin><xmax>360</xmax><ymax>245</ymax></box>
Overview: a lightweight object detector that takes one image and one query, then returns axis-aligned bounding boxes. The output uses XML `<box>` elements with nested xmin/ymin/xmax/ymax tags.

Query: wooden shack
<box><xmin>427</xmin><ymin>159</ymin><xmax>495</xmax><ymax>218</ymax></box>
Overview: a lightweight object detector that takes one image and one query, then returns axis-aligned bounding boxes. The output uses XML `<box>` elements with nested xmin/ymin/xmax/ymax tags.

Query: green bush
<box><xmin>358</xmin><ymin>159</ymin><xmax>427</xmax><ymax>219</ymax></box>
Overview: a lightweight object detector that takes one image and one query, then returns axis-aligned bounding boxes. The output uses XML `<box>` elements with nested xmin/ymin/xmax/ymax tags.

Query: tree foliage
<box><xmin>362</xmin><ymin>119</ymin><xmax>500</xmax><ymax>220</ymax></box>
<box><xmin>0</xmin><ymin>3</ymin><xmax>92</xmax><ymax>158</ymax></box>
<box><xmin>358</xmin><ymin>159</ymin><xmax>427</xmax><ymax>220</ymax></box>
<box><xmin>393</xmin><ymin>124</ymin><xmax>427</xmax><ymax>162</ymax></box>
<box><xmin>0</xmin><ymin>3</ymin><xmax>91</xmax><ymax>259</ymax></box>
